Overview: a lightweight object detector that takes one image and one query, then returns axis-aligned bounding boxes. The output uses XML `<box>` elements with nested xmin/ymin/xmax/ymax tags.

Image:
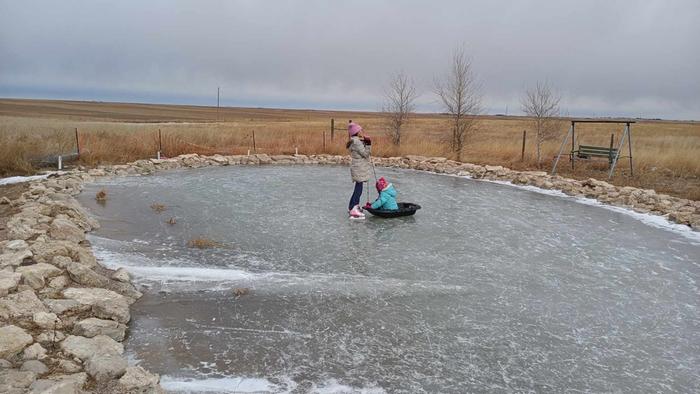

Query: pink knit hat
<box><xmin>376</xmin><ymin>177</ymin><xmax>388</xmax><ymax>192</ymax></box>
<box><xmin>348</xmin><ymin>122</ymin><xmax>363</xmax><ymax>137</ymax></box>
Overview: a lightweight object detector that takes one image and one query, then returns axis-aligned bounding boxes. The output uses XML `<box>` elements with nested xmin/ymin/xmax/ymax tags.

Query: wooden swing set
<box><xmin>551</xmin><ymin>120</ymin><xmax>635</xmax><ymax>179</ymax></box>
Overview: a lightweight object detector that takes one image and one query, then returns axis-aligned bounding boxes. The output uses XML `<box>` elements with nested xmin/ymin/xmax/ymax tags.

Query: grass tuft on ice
<box><xmin>187</xmin><ymin>237</ymin><xmax>220</xmax><ymax>249</ymax></box>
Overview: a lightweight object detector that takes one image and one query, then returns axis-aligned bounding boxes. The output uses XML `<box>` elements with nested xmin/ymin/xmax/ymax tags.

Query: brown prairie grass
<box><xmin>232</xmin><ymin>287</ymin><xmax>250</xmax><ymax>298</ymax></box>
<box><xmin>1</xmin><ymin>99</ymin><xmax>698</xmax><ymax>199</ymax></box>
<box><xmin>150</xmin><ymin>203</ymin><xmax>167</xmax><ymax>213</ymax></box>
<box><xmin>187</xmin><ymin>237</ymin><xmax>220</xmax><ymax>249</ymax></box>
<box><xmin>95</xmin><ymin>189</ymin><xmax>107</xmax><ymax>201</ymax></box>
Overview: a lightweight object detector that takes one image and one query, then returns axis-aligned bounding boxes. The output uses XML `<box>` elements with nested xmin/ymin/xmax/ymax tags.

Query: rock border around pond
<box><xmin>1</xmin><ymin>153</ymin><xmax>698</xmax><ymax>392</ymax></box>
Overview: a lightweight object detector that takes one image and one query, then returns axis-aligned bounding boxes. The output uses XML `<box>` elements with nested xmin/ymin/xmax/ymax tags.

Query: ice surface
<box><xmin>79</xmin><ymin>166</ymin><xmax>700</xmax><ymax>393</ymax></box>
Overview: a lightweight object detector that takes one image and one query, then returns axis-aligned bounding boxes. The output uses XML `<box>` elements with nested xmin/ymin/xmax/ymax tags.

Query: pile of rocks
<box><xmin>1</xmin><ymin>151</ymin><xmax>697</xmax><ymax>392</ymax></box>
<box><xmin>1</xmin><ymin>175</ymin><xmax>162</xmax><ymax>393</ymax></box>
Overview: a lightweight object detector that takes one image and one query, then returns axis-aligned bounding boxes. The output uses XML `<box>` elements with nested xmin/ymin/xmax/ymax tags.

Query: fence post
<box><xmin>521</xmin><ymin>130</ymin><xmax>526</xmax><ymax>161</ymax></box>
<box><xmin>323</xmin><ymin>131</ymin><xmax>326</xmax><ymax>151</ymax></box>
<box><xmin>158</xmin><ymin>129</ymin><xmax>163</xmax><ymax>158</ymax></box>
<box><xmin>330</xmin><ymin>118</ymin><xmax>335</xmax><ymax>142</ymax></box>
<box><xmin>58</xmin><ymin>155</ymin><xmax>63</xmax><ymax>170</ymax></box>
<box><xmin>74</xmin><ymin>128</ymin><xmax>80</xmax><ymax>155</ymax></box>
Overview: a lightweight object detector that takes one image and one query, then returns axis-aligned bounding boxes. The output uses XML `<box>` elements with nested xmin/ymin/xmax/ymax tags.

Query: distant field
<box><xmin>1</xmin><ymin>98</ymin><xmax>699</xmax><ymax>199</ymax></box>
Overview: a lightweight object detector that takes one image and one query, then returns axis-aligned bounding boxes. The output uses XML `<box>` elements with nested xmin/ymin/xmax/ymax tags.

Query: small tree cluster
<box><xmin>521</xmin><ymin>81</ymin><xmax>561</xmax><ymax>165</ymax></box>
<box><xmin>383</xmin><ymin>72</ymin><xmax>418</xmax><ymax>146</ymax></box>
<box><xmin>381</xmin><ymin>47</ymin><xmax>563</xmax><ymax>164</ymax></box>
<box><xmin>434</xmin><ymin>48</ymin><xmax>483</xmax><ymax>160</ymax></box>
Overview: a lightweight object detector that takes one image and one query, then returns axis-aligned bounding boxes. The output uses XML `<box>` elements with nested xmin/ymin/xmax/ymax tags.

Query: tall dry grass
<box><xmin>1</xmin><ymin>104</ymin><xmax>699</xmax><ymax>199</ymax></box>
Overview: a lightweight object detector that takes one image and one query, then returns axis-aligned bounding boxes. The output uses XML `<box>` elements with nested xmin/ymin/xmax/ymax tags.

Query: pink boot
<box><xmin>349</xmin><ymin>205</ymin><xmax>365</xmax><ymax>219</ymax></box>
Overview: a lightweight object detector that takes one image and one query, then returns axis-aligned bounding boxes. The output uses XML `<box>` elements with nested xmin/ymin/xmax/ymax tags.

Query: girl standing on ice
<box><xmin>346</xmin><ymin>121</ymin><xmax>372</xmax><ymax>218</ymax></box>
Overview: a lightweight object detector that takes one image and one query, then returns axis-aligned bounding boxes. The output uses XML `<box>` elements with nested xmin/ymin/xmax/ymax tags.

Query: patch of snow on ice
<box><xmin>0</xmin><ymin>174</ymin><xmax>51</xmax><ymax>185</ymax></box>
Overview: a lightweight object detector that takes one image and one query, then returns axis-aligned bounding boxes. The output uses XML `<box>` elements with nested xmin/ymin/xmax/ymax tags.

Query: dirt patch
<box><xmin>0</xmin><ymin>183</ymin><xmax>27</xmax><ymax>240</ymax></box>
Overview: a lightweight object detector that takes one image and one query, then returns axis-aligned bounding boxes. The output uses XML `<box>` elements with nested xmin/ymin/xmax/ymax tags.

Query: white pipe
<box><xmin>58</xmin><ymin>155</ymin><xmax>62</xmax><ymax>170</ymax></box>
<box><xmin>157</xmin><ymin>151</ymin><xmax>161</xmax><ymax>160</ymax></box>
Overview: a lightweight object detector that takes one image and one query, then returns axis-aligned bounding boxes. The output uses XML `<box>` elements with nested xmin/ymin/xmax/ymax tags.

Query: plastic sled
<box><xmin>364</xmin><ymin>202</ymin><xmax>421</xmax><ymax>218</ymax></box>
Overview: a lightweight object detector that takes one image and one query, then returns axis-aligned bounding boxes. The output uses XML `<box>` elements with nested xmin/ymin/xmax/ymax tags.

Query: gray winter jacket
<box><xmin>348</xmin><ymin>136</ymin><xmax>371</xmax><ymax>182</ymax></box>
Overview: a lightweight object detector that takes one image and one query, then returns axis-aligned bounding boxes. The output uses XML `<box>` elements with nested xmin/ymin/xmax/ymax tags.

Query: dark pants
<box><xmin>348</xmin><ymin>182</ymin><xmax>363</xmax><ymax>210</ymax></box>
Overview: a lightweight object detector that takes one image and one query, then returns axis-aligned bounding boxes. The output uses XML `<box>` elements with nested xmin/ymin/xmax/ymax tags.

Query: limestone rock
<box><xmin>7</xmin><ymin>216</ymin><xmax>41</xmax><ymax>240</ymax></box>
<box><xmin>16</xmin><ymin>263</ymin><xmax>62</xmax><ymax>289</ymax></box>
<box><xmin>118</xmin><ymin>366</ymin><xmax>162</xmax><ymax>393</ymax></box>
<box><xmin>107</xmin><ymin>280</ymin><xmax>143</xmax><ymax>300</ymax></box>
<box><xmin>0</xmin><ymin>325</ymin><xmax>34</xmax><ymax>359</ymax></box>
<box><xmin>22</xmin><ymin>270</ymin><xmax>46</xmax><ymax>290</ymax></box>
<box><xmin>0</xmin><ymin>359</ymin><xmax>11</xmax><ymax>368</ymax></box>
<box><xmin>62</xmin><ymin>287</ymin><xmax>126</xmax><ymax>306</ymax></box>
<box><xmin>484</xmin><ymin>165</ymin><xmax>504</xmax><ymax>172</ymax></box>
<box><xmin>29</xmin><ymin>372</ymin><xmax>87</xmax><ymax>393</ymax></box>
<box><xmin>59</xmin><ymin>335</ymin><xmax>124</xmax><ymax>361</ymax></box>
<box><xmin>85</xmin><ymin>353</ymin><xmax>128</xmax><ymax>382</ymax></box>
<box><xmin>49</xmin><ymin>218</ymin><xmax>85</xmax><ymax>243</ymax></box>
<box><xmin>255</xmin><ymin>153</ymin><xmax>272</xmax><ymax>164</ymax></box>
<box><xmin>51</xmin><ymin>255</ymin><xmax>73</xmax><ymax>269</ymax></box>
<box><xmin>111</xmin><ymin>267</ymin><xmax>130</xmax><ymax>283</ymax></box>
<box><xmin>75</xmin><ymin>248</ymin><xmax>97</xmax><ymax>267</ymax></box>
<box><xmin>0</xmin><ymin>369</ymin><xmax>36</xmax><ymax>393</ymax></box>
<box><xmin>33</xmin><ymin>312</ymin><xmax>61</xmax><ymax>329</ymax></box>
<box><xmin>209</xmin><ymin>154</ymin><xmax>229</xmax><ymax>165</ymax></box>
<box><xmin>36</xmin><ymin>330</ymin><xmax>66</xmax><ymax>346</ymax></box>
<box><xmin>66</xmin><ymin>262</ymin><xmax>109</xmax><ymax>287</ymax></box>
<box><xmin>4</xmin><ymin>240</ymin><xmax>29</xmax><ymax>252</ymax></box>
<box><xmin>73</xmin><ymin>317</ymin><xmax>126</xmax><ymax>341</ymax></box>
<box><xmin>43</xmin><ymin>299</ymin><xmax>87</xmax><ymax>315</ymax></box>
<box><xmin>93</xmin><ymin>298</ymin><xmax>130</xmax><ymax>324</ymax></box>
<box><xmin>0</xmin><ymin>249</ymin><xmax>33</xmax><ymax>268</ymax></box>
<box><xmin>0</xmin><ymin>270</ymin><xmax>22</xmax><ymax>297</ymax></box>
<box><xmin>21</xmin><ymin>360</ymin><xmax>49</xmax><ymax>375</ymax></box>
<box><xmin>30</xmin><ymin>240</ymin><xmax>69</xmax><ymax>264</ymax></box>
<box><xmin>48</xmin><ymin>275</ymin><xmax>71</xmax><ymax>290</ymax></box>
<box><xmin>0</xmin><ymin>290</ymin><xmax>48</xmax><ymax>320</ymax></box>
<box><xmin>226</xmin><ymin>155</ymin><xmax>244</xmax><ymax>165</ymax></box>
<box><xmin>22</xmin><ymin>343</ymin><xmax>47</xmax><ymax>360</ymax></box>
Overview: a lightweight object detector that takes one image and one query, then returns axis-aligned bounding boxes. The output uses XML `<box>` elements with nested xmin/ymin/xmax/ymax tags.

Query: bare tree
<box><xmin>434</xmin><ymin>48</ymin><xmax>482</xmax><ymax>160</ymax></box>
<box><xmin>521</xmin><ymin>81</ymin><xmax>562</xmax><ymax>165</ymax></box>
<box><xmin>383</xmin><ymin>71</ymin><xmax>418</xmax><ymax>146</ymax></box>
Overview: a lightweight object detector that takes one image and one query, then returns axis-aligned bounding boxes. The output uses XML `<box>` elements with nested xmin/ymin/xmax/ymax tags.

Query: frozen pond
<box><xmin>78</xmin><ymin>166</ymin><xmax>700</xmax><ymax>393</ymax></box>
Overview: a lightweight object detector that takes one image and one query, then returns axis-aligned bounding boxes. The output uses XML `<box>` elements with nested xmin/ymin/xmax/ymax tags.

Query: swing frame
<box><xmin>551</xmin><ymin>120</ymin><xmax>635</xmax><ymax>179</ymax></box>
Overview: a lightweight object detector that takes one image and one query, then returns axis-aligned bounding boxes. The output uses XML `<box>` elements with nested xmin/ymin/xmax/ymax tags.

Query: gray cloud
<box><xmin>1</xmin><ymin>0</ymin><xmax>698</xmax><ymax>119</ymax></box>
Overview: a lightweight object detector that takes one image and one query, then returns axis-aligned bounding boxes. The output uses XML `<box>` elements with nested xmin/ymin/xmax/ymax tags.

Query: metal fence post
<box><xmin>521</xmin><ymin>130</ymin><xmax>526</xmax><ymax>161</ymax></box>
<box><xmin>331</xmin><ymin>118</ymin><xmax>335</xmax><ymax>142</ymax></box>
<box><xmin>74</xmin><ymin>128</ymin><xmax>80</xmax><ymax>155</ymax></box>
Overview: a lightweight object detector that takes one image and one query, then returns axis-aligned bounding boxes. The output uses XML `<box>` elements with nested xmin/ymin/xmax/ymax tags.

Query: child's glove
<box><xmin>364</xmin><ymin>202</ymin><xmax>372</xmax><ymax>209</ymax></box>
<box><xmin>362</xmin><ymin>136</ymin><xmax>372</xmax><ymax>146</ymax></box>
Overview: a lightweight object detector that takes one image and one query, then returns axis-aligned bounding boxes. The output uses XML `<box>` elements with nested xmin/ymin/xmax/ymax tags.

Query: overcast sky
<box><xmin>1</xmin><ymin>0</ymin><xmax>698</xmax><ymax>119</ymax></box>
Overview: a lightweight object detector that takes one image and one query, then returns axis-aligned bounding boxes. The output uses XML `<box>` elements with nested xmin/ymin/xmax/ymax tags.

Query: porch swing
<box><xmin>551</xmin><ymin>120</ymin><xmax>635</xmax><ymax>179</ymax></box>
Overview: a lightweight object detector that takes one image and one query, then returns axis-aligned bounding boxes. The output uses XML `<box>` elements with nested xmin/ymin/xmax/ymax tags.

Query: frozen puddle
<box><xmin>79</xmin><ymin>166</ymin><xmax>700</xmax><ymax>392</ymax></box>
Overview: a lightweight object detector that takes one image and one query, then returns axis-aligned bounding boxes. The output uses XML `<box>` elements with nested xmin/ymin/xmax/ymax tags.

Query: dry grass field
<box><xmin>1</xmin><ymin>99</ymin><xmax>699</xmax><ymax>199</ymax></box>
